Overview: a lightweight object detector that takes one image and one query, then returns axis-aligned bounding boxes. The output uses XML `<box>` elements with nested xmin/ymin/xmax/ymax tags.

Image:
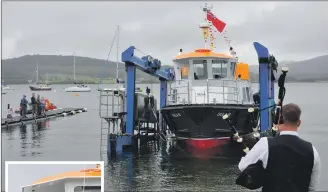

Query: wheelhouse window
<box><xmin>181</xmin><ymin>66</ymin><xmax>189</xmax><ymax>79</ymax></box>
<box><xmin>212</xmin><ymin>59</ymin><xmax>228</xmax><ymax>79</ymax></box>
<box><xmin>193</xmin><ymin>60</ymin><xmax>207</xmax><ymax>80</ymax></box>
<box><xmin>242</xmin><ymin>87</ymin><xmax>250</xmax><ymax>103</ymax></box>
<box><xmin>74</xmin><ymin>186</ymin><xmax>101</xmax><ymax>192</ymax></box>
<box><xmin>230</xmin><ymin>62</ymin><xmax>236</xmax><ymax>75</ymax></box>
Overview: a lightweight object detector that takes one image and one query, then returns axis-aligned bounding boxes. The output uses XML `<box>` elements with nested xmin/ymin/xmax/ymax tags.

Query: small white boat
<box><xmin>65</xmin><ymin>84</ymin><xmax>92</xmax><ymax>92</ymax></box>
<box><xmin>97</xmin><ymin>84</ymin><xmax>142</xmax><ymax>92</ymax></box>
<box><xmin>2</xmin><ymin>85</ymin><xmax>10</xmax><ymax>90</ymax></box>
<box><xmin>21</xmin><ymin>165</ymin><xmax>102</xmax><ymax>192</ymax></box>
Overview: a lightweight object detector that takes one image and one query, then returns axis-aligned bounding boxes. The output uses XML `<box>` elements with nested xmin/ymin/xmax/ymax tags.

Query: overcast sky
<box><xmin>7</xmin><ymin>163</ymin><xmax>97</xmax><ymax>192</ymax></box>
<box><xmin>2</xmin><ymin>1</ymin><xmax>328</xmax><ymax>65</ymax></box>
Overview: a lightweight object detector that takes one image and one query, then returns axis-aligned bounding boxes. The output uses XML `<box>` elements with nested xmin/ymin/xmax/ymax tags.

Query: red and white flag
<box><xmin>206</xmin><ymin>11</ymin><xmax>226</xmax><ymax>33</ymax></box>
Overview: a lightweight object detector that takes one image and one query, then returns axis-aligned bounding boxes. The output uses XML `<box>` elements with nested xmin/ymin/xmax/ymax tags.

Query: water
<box><xmin>2</xmin><ymin>83</ymin><xmax>328</xmax><ymax>191</ymax></box>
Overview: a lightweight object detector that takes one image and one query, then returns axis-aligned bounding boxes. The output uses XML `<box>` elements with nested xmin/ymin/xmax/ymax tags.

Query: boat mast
<box><xmin>36</xmin><ymin>62</ymin><xmax>39</xmax><ymax>84</ymax></box>
<box><xmin>73</xmin><ymin>52</ymin><xmax>76</xmax><ymax>83</ymax></box>
<box><xmin>116</xmin><ymin>25</ymin><xmax>119</xmax><ymax>85</ymax></box>
<box><xmin>200</xmin><ymin>3</ymin><xmax>212</xmax><ymax>49</ymax></box>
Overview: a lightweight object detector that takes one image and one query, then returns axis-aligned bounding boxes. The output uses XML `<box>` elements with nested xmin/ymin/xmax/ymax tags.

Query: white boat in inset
<box><xmin>21</xmin><ymin>165</ymin><xmax>102</xmax><ymax>192</ymax></box>
<box><xmin>64</xmin><ymin>52</ymin><xmax>91</xmax><ymax>92</ymax></box>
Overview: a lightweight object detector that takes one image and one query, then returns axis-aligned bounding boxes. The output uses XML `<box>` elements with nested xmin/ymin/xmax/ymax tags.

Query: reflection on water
<box><xmin>104</xmin><ymin>141</ymin><xmax>250</xmax><ymax>192</ymax></box>
<box><xmin>2</xmin><ymin>120</ymin><xmax>50</xmax><ymax>158</ymax></box>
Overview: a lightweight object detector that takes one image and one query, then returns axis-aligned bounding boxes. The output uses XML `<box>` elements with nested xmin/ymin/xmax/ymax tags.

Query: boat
<box><xmin>2</xmin><ymin>85</ymin><xmax>8</xmax><ymax>94</ymax></box>
<box><xmin>64</xmin><ymin>52</ymin><xmax>92</xmax><ymax>92</ymax></box>
<box><xmin>65</xmin><ymin>84</ymin><xmax>91</xmax><ymax>92</ymax></box>
<box><xmin>29</xmin><ymin>62</ymin><xmax>52</xmax><ymax>91</ymax></box>
<box><xmin>160</xmin><ymin>5</ymin><xmax>260</xmax><ymax>157</ymax></box>
<box><xmin>97</xmin><ymin>25</ymin><xmax>143</xmax><ymax>93</ymax></box>
<box><xmin>21</xmin><ymin>164</ymin><xmax>102</xmax><ymax>192</ymax></box>
<box><xmin>2</xmin><ymin>85</ymin><xmax>10</xmax><ymax>90</ymax></box>
<box><xmin>2</xmin><ymin>79</ymin><xmax>11</xmax><ymax>90</ymax></box>
<box><xmin>98</xmin><ymin>84</ymin><xmax>142</xmax><ymax>92</ymax></box>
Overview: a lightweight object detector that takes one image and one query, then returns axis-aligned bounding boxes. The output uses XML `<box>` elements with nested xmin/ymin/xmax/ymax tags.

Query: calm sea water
<box><xmin>1</xmin><ymin>83</ymin><xmax>328</xmax><ymax>191</ymax></box>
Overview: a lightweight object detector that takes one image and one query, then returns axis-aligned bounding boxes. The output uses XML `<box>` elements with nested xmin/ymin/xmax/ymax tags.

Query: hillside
<box><xmin>1</xmin><ymin>55</ymin><xmax>170</xmax><ymax>84</ymax></box>
<box><xmin>249</xmin><ymin>55</ymin><xmax>328</xmax><ymax>82</ymax></box>
<box><xmin>1</xmin><ymin>54</ymin><xmax>328</xmax><ymax>84</ymax></box>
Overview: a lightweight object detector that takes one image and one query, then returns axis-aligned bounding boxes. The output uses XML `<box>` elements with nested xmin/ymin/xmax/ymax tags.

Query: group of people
<box><xmin>19</xmin><ymin>93</ymin><xmax>47</xmax><ymax>118</ymax></box>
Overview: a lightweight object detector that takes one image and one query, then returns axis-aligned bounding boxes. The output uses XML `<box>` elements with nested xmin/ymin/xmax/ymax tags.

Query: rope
<box><xmin>98</xmin><ymin>26</ymin><xmax>119</xmax><ymax>86</ymax></box>
<box><xmin>134</xmin><ymin>47</ymin><xmax>149</xmax><ymax>56</ymax></box>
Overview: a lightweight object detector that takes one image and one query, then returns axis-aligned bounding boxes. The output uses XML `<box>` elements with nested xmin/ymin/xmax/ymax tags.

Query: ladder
<box><xmin>100</xmin><ymin>118</ymin><xmax>109</xmax><ymax>160</ymax></box>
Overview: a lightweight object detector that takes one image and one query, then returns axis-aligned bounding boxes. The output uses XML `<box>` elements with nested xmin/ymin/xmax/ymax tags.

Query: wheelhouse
<box><xmin>168</xmin><ymin>48</ymin><xmax>253</xmax><ymax>105</ymax></box>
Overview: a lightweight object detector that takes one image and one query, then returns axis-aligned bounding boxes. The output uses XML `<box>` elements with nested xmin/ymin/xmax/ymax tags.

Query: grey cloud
<box><xmin>2</xmin><ymin>1</ymin><xmax>328</xmax><ymax>64</ymax></box>
<box><xmin>227</xmin><ymin>2</ymin><xmax>328</xmax><ymax>56</ymax></box>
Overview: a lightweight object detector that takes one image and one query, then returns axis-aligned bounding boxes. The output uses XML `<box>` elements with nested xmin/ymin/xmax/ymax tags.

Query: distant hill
<box><xmin>1</xmin><ymin>54</ymin><xmax>328</xmax><ymax>84</ymax></box>
<box><xmin>1</xmin><ymin>55</ymin><xmax>170</xmax><ymax>84</ymax></box>
<box><xmin>249</xmin><ymin>55</ymin><xmax>328</xmax><ymax>82</ymax></box>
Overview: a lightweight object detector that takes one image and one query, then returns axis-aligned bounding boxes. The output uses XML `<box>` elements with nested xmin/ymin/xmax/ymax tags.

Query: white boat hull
<box><xmin>64</xmin><ymin>86</ymin><xmax>91</xmax><ymax>92</ymax></box>
<box><xmin>2</xmin><ymin>86</ymin><xmax>10</xmax><ymax>90</ymax></box>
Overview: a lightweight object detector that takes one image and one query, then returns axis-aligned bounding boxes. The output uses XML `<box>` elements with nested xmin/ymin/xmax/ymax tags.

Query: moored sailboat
<box><xmin>29</xmin><ymin>62</ymin><xmax>52</xmax><ymax>91</ymax></box>
<box><xmin>64</xmin><ymin>52</ymin><xmax>92</xmax><ymax>92</ymax></box>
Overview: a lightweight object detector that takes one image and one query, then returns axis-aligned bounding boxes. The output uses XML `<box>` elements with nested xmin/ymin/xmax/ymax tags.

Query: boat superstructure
<box><xmin>160</xmin><ymin>5</ymin><xmax>260</xmax><ymax>157</ymax></box>
<box><xmin>64</xmin><ymin>52</ymin><xmax>92</xmax><ymax>92</ymax></box>
<box><xmin>21</xmin><ymin>165</ymin><xmax>101</xmax><ymax>192</ymax></box>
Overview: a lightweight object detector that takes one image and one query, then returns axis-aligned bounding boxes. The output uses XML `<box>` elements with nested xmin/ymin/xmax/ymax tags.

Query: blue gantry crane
<box><xmin>102</xmin><ymin>46</ymin><xmax>175</xmax><ymax>155</ymax></box>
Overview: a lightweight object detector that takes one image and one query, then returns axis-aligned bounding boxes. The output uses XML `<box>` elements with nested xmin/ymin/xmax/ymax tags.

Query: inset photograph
<box><xmin>5</xmin><ymin>161</ymin><xmax>104</xmax><ymax>192</ymax></box>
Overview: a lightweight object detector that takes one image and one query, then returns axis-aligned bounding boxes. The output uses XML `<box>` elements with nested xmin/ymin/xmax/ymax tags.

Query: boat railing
<box><xmin>167</xmin><ymin>80</ymin><xmax>190</xmax><ymax>105</ymax></box>
<box><xmin>167</xmin><ymin>79</ymin><xmax>240</xmax><ymax>105</ymax></box>
<box><xmin>206</xmin><ymin>79</ymin><xmax>240</xmax><ymax>104</ymax></box>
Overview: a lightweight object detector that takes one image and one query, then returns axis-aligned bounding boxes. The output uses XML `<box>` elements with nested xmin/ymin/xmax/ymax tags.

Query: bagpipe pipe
<box><xmin>271</xmin><ymin>65</ymin><xmax>289</xmax><ymax>135</ymax></box>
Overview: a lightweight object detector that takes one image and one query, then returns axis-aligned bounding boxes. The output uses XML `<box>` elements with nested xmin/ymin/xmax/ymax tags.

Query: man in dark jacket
<box><xmin>20</xmin><ymin>95</ymin><xmax>28</xmax><ymax>118</ymax></box>
<box><xmin>31</xmin><ymin>93</ymin><xmax>37</xmax><ymax>116</ymax></box>
<box><xmin>238</xmin><ymin>103</ymin><xmax>321</xmax><ymax>192</ymax></box>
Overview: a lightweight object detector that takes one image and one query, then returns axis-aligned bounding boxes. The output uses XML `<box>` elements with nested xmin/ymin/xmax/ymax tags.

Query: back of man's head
<box><xmin>281</xmin><ymin>103</ymin><xmax>301</xmax><ymax>128</ymax></box>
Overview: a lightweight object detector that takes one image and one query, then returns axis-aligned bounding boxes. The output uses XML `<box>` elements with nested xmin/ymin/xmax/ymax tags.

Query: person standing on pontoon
<box><xmin>31</xmin><ymin>93</ymin><xmax>37</xmax><ymax>116</ymax></box>
<box><xmin>20</xmin><ymin>95</ymin><xmax>28</xmax><ymax>118</ymax></box>
<box><xmin>41</xmin><ymin>97</ymin><xmax>46</xmax><ymax>116</ymax></box>
<box><xmin>238</xmin><ymin>103</ymin><xmax>321</xmax><ymax>192</ymax></box>
<box><xmin>36</xmin><ymin>94</ymin><xmax>41</xmax><ymax>116</ymax></box>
